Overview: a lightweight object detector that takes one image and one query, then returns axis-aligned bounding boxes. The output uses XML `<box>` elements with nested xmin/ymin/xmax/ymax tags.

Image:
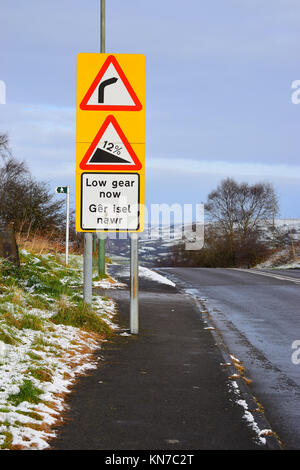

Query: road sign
<box><xmin>81</xmin><ymin>173</ymin><xmax>139</xmax><ymax>231</ymax></box>
<box><xmin>76</xmin><ymin>53</ymin><xmax>145</xmax><ymax>233</ymax></box>
<box><xmin>80</xmin><ymin>55</ymin><xmax>142</xmax><ymax>111</ymax></box>
<box><xmin>79</xmin><ymin>115</ymin><xmax>142</xmax><ymax>171</ymax></box>
<box><xmin>55</xmin><ymin>186</ymin><xmax>68</xmax><ymax>194</ymax></box>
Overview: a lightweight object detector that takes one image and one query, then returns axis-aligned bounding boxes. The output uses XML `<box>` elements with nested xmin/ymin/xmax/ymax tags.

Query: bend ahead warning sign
<box><xmin>80</xmin><ymin>55</ymin><xmax>142</xmax><ymax>111</ymax></box>
<box><xmin>76</xmin><ymin>53</ymin><xmax>145</xmax><ymax>232</ymax></box>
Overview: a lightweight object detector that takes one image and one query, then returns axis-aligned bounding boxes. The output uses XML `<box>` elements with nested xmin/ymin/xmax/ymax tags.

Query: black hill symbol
<box><xmin>90</xmin><ymin>148</ymin><xmax>129</xmax><ymax>164</ymax></box>
<box><xmin>98</xmin><ymin>77</ymin><xmax>118</xmax><ymax>103</ymax></box>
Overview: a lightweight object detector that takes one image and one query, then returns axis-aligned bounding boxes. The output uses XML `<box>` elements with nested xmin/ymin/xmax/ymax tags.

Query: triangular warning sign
<box><xmin>80</xmin><ymin>55</ymin><xmax>142</xmax><ymax>111</ymax></box>
<box><xmin>79</xmin><ymin>115</ymin><xmax>142</xmax><ymax>171</ymax></box>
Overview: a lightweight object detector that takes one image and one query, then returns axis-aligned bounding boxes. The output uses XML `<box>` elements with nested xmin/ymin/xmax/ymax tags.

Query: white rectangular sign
<box><xmin>81</xmin><ymin>172</ymin><xmax>140</xmax><ymax>231</ymax></box>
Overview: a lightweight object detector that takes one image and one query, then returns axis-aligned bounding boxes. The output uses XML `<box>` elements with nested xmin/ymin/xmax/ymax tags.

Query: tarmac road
<box><xmin>159</xmin><ymin>267</ymin><xmax>300</xmax><ymax>449</ymax></box>
<box><xmin>53</xmin><ymin>265</ymin><xmax>275</xmax><ymax>451</ymax></box>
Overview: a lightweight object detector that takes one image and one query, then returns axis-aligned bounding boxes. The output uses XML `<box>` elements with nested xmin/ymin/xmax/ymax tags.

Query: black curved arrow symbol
<box><xmin>98</xmin><ymin>77</ymin><xmax>118</xmax><ymax>103</ymax></box>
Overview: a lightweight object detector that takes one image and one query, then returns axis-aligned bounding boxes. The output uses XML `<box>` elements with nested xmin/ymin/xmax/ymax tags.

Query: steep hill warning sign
<box><xmin>79</xmin><ymin>115</ymin><xmax>142</xmax><ymax>171</ymax></box>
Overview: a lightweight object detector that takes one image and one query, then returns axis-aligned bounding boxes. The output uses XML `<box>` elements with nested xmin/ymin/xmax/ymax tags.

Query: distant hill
<box><xmin>106</xmin><ymin>219</ymin><xmax>300</xmax><ymax>267</ymax></box>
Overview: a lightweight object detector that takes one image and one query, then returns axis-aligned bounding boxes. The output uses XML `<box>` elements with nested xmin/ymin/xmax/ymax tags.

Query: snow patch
<box><xmin>227</xmin><ymin>381</ymin><xmax>269</xmax><ymax>446</ymax></box>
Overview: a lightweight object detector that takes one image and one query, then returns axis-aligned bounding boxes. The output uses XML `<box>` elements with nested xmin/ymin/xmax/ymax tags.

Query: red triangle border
<box><xmin>79</xmin><ymin>115</ymin><xmax>142</xmax><ymax>171</ymax></box>
<box><xmin>80</xmin><ymin>55</ymin><xmax>142</xmax><ymax>111</ymax></box>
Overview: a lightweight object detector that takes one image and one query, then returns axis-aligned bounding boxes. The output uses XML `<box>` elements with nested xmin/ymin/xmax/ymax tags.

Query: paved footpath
<box><xmin>53</xmin><ymin>274</ymin><xmax>270</xmax><ymax>450</ymax></box>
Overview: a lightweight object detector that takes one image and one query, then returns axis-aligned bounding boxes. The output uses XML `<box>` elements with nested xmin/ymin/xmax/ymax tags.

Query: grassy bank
<box><xmin>0</xmin><ymin>249</ymin><xmax>116</xmax><ymax>449</ymax></box>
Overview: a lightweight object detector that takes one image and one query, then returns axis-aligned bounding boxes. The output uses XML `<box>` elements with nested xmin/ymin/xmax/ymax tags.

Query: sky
<box><xmin>0</xmin><ymin>0</ymin><xmax>300</xmax><ymax>219</ymax></box>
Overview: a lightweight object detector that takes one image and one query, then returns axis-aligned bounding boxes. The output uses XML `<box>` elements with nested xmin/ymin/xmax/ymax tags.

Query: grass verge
<box><xmin>52</xmin><ymin>300</ymin><xmax>112</xmax><ymax>336</ymax></box>
<box><xmin>0</xmin><ymin>247</ymin><xmax>116</xmax><ymax>449</ymax></box>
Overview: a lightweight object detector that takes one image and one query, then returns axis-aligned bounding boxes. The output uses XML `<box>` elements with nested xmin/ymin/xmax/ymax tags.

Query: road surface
<box><xmin>159</xmin><ymin>267</ymin><xmax>300</xmax><ymax>450</ymax></box>
<box><xmin>53</xmin><ymin>267</ymin><xmax>270</xmax><ymax>450</ymax></box>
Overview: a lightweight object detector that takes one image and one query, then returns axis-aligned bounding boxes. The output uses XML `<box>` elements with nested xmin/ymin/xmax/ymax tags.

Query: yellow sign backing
<box><xmin>75</xmin><ymin>53</ymin><xmax>145</xmax><ymax>232</ymax></box>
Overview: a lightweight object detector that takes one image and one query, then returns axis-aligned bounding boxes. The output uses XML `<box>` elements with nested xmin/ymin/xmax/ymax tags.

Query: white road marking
<box><xmin>232</xmin><ymin>268</ymin><xmax>300</xmax><ymax>285</ymax></box>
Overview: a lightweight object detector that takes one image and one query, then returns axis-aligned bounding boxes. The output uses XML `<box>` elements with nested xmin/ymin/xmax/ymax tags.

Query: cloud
<box><xmin>0</xmin><ymin>0</ymin><xmax>299</xmax><ymax>217</ymax></box>
<box><xmin>1</xmin><ymin>102</ymin><xmax>299</xmax><ymax>186</ymax></box>
<box><xmin>148</xmin><ymin>158</ymin><xmax>300</xmax><ymax>182</ymax></box>
<box><xmin>0</xmin><ymin>103</ymin><xmax>75</xmax><ymax>180</ymax></box>
<box><xmin>146</xmin><ymin>159</ymin><xmax>300</xmax><ymax>218</ymax></box>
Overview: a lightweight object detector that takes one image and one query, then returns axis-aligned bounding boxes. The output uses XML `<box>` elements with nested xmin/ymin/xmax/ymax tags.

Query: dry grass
<box><xmin>242</xmin><ymin>376</ymin><xmax>253</xmax><ymax>385</ymax></box>
<box><xmin>229</xmin><ymin>356</ymin><xmax>252</xmax><ymax>385</ymax></box>
<box><xmin>11</xmin><ymin>288</ymin><xmax>24</xmax><ymax>306</ymax></box>
<box><xmin>16</xmin><ymin>231</ymin><xmax>82</xmax><ymax>256</ymax></box>
<box><xmin>234</xmin><ymin>363</ymin><xmax>245</xmax><ymax>375</ymax></box>
<box><xmin>253</xmin><ymin>397</ymin><xmax>265</xmax><ymax>414</ymax></box>
<box><xmin>230</xmin><ymin>356</ymin><xmax>253</xmax><ymax>385</ymax></box>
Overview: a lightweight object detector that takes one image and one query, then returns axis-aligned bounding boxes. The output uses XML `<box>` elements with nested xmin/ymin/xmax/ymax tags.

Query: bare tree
<box><xmin>205</xmin><ymin>178</ymin><xmax>239</xmax><ymax>247</ymax></box>
<box><xmin>0</xmin><ymin>140</ymin><xmax>64</xmax><ymax>233</ymax></box>
<box><xmin>204</xmin><ymin>178</ymin><xmax>278</xmax><ymax>266</ymax></box>
<box><xmin>0</xmin><ymin>133</ymin><xmax>11</xmax><ymax>160</ymax></box>
<box><xmin>205</xmin><ymin>178</ymin><xmax>278</xmax><ymax>239</ymax></box>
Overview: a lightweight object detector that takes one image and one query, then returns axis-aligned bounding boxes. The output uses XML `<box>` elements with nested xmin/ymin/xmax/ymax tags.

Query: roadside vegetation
<box><xmin>0</xmin><ymin>248</ymin><xmax>116</xmax><ymax>449</ymax></box>
<box><xmin>0</xmin><ymin>132</ymin><xmax>83</xmax><ymax>253</ymax></box>
<box><xmin>167</xmin><ymin>178</ymin><xmax>286</xmax><ymax>268</ymax></box>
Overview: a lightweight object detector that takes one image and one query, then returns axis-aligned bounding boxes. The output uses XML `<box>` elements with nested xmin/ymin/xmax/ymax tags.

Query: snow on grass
<box><xmin>0</xmin><ymin>250</ymin><xmax>118</xmax><ymax>449</ymax></box>
<box><xmin>92</xmin><ymin>276</ymin><xmax>127</xmax><ymax>289</ymax></box>
<box><xmin>272</xmin><ymin>261</ymin><xmax>300</xmax><ymax>269</ymax></box>
<box><xmin>92</xmin><ymin>295</ymin><xmax>119</xmax><ymax>330</ymax></box>
<box><xmin>0</xmin><ymin>325</ymin><xmax>99</xmax><ymax>449</ymax></box>
<box><xmin>255</xmin><ymin>246</ymin><xmax>300</xmax><ymax>269</ymax></box>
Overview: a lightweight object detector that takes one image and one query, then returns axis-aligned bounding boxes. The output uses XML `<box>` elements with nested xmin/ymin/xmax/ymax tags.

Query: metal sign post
<box><xmin>65</xmin><ymin>185</ymin><xmax>70</xmax><ymax>265</ymax></box>
<box><xmin>83</xmin><ymin>0</ymin><xmax>105</xmax><ymax>305</ymax></box>
<box><xmin>98</xmin><ymin>0</ymin><xmax>106</xmax><ymax>278</ymax></box>
<box><xmin>55</xmin><ymin>185</ymin><xmax>70</xmax><ymax>266</ymax></box>
<box><xmin>101</xmin><ymin>0</ymin><xmax>105</xmax><ymax>54</ymax></box>
<box><xmin>83</xmin><ymin>232</ymin><xmax>93</xmax><ymax>303</ymax></box>
<box><xmin>98</xmin><ymin>232</ymin><xmax>106</xmax><ymax>276</ymax></box>
<box><xmin>130</xmin><ymin>233</ymin><xmax>139</xmax><ymax>334</ymax></box>
<box><xmin>83</xmin><ymin>233</ymin><xmax>93</xmax><ymax>304</ymax></box>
